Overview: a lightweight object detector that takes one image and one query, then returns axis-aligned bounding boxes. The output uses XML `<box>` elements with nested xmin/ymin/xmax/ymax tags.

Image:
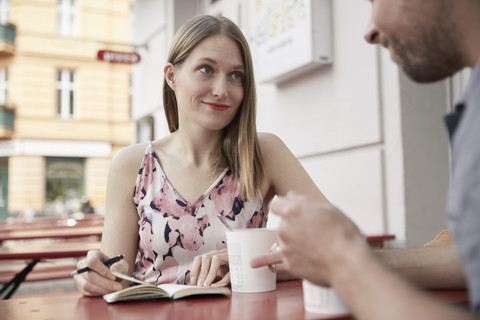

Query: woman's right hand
<box><xmin>190</xmin><ymin>248</ymin><xmax>230</xmax><ymax>287</ymax></box>
<box><xmin>73</xmin><ymin>250</ymin><xmax>128</xmax><ymax>296</ymax></box>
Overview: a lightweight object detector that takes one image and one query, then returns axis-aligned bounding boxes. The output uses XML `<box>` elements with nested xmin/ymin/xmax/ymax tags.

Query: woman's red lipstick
<box><xmin>204</xmin><ymin>102</ymin><xmax>229</xmax><ymax>111</ymax></box>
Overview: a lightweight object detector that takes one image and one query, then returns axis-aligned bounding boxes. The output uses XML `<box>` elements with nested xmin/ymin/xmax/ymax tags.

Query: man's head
<box><xmin>363</xmin><ymin>0</ymin><xmax>477</xmax><ymax>83</ymax></box>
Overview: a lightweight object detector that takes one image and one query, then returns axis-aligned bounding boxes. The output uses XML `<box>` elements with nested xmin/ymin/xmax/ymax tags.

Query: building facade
<box><xmin>0</xmin><ymin>0</ymin><xmax>134</xmax><ymax>219</ymax></box>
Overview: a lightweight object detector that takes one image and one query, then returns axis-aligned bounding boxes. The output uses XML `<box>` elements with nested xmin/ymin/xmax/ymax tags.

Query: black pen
<box><xmin>69</xmin><ymin>254</ymin><xmax>124</xmax><ymax>276</ymax></box>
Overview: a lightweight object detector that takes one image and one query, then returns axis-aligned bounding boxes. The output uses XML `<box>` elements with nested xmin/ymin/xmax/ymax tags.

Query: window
<box><xmin>129</xmin><ymin>74</ymin><xmax>133</xmax><ymax>119</ymax></box>
<box><xmin>0</xmin><ymin>0</ymin><xmax>9</xmax><ymax>25</ymax></box>
<box><xmin>0</xmin><ymin>68</ymin><xmax>7</xmax><ymax>105</ymax></box>
<box><xmin>0</xmin><ymin>158</ymin><xmax>7</xmax><ymax>220</ymax></box>
<box><xmin>137</xmin><ymin>116</ymin><xmax>154</xmax><ymax>143</ymax></box>
<box><xmin>45</xmin><ymin>157</ymin><xmax>85</xmax><ymax>216</ymax></box>
<box><xmin>57</xmin><ymin>0</ymin><xmax>76</xmax><ymax>37</ymax></box>
<box><xmin>203</xmin><ymin>0</ymin><xmax>222</xmax><ymax>16</ymax></box>
<box><xmin>56</xmin><ymin>69</ymin><xmax>75</xmax><ymax>118</ymax></box>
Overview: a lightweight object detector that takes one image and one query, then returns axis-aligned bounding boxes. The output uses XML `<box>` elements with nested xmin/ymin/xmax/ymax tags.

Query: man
<box><xmin>251</xmin><ymin>0</ymin><xmax>480</xmax><ymax>318</ymax></box>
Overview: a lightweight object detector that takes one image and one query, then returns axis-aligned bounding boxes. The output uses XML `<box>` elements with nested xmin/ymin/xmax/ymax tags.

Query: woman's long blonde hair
<box><xmin>163</xmin><ymin>15</ymin><xmax>264</xmax><ymax>201</ymax></box>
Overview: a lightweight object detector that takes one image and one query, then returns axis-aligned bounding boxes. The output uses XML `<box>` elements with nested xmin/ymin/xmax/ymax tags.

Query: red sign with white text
<box><xmin>97</xmin><ymin>50</ymin><xmax>141</xmax><ymax>64</ymax></box>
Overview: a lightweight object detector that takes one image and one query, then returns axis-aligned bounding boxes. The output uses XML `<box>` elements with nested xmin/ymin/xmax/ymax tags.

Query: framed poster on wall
<box><xmin>255</xmin><ymin>0</ymin><xmax>332</xmax><ymax>84</ymax></box>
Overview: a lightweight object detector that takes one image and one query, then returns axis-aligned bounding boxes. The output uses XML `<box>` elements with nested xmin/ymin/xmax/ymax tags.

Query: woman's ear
<box><xmin>164</xmin><ymin>63</ymin><xmax>176</xmax><ymax>90</ymax></box>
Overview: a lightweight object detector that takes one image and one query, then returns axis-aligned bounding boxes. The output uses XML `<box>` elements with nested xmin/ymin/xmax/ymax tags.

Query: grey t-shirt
<box><xmin>444</xmin><ymin>62</ymin><xmax>480</xmax><ymax>314</ymax></box>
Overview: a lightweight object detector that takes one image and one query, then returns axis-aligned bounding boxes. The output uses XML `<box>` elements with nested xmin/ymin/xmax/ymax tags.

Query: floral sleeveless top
<box><xmin>132</xmin><ymin>142</ymin><xmax>266</xmax><ymax>285</ymax></box>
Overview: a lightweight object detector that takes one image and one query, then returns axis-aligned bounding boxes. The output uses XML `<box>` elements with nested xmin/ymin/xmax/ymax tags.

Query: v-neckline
<box><xmin>150</xmin><ymin>147</ymin><xmax>229</xmax><ymax>206</ymax></box>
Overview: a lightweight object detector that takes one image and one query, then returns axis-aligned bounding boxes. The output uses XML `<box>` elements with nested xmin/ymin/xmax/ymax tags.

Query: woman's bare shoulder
<box><xmin>257</xmin><ymin>132</ymin><xmax>289</xmax><ymax>154</ymax></box>
<box><xmin>257</xmin><ymin>131</ymin><xmax>301</xmax><ymax>179</ymax></box>
<box><xmin>110</xmin><ymin>142</ymin><xmax>149</xmax><ymax>172</ymax></box>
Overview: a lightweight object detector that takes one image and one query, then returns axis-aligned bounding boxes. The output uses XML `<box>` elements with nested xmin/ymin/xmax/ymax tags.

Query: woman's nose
<box><xmin>212</xmin><ymin>77</ymin><xmax>228</xmax><ymax>99</ymax></box>
<box><xmin>364</xmin><ymin>18</ymin><xmax>379</xmax><ymax>44</ymax></box>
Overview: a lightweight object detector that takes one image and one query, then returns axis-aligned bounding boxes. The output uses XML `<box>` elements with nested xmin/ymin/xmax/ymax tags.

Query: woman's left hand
<box><xmin>190</xmin><ymin>248</ymin><xmax>230</xmax><ymax>287</ymax></box>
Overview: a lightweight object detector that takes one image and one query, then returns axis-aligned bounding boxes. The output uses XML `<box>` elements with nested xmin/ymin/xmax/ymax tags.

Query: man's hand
<box><xmin>251</xmin><ymin>191</ymin><xmax>366</xmax><ymax>286</ymax></box>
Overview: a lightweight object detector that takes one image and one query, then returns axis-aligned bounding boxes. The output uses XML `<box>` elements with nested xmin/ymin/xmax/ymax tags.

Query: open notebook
<box><xmin>103</xmin><ymin>272</ymin><xmax>231</xmax><ymax>303</ymax></box>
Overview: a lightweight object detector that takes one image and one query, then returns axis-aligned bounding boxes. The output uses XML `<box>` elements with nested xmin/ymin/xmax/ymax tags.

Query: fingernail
<box><xmin>113</xmin><ymin>283</ymin><xmax>122</xmax><ymax>291</ymax></box>
<box><xmin>197</xmin><ymin>277</ymin><xmax>204</xmax><ymax>286</ymax></box>
<box><xmin>190</xmin><ymin>275</ymin><xmax>196</xmax><ymax>284</ymax></box>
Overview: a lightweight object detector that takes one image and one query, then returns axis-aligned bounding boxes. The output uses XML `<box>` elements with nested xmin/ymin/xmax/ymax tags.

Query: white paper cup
<box><xmin>226</xmin><ymin>228</ymin><xmax>277</xmax><ymax>293</ymax></box>
<box><xmin>302</xmin><ymin>280</ymin><xmax>349</xmax><ymax>315</ymax></box>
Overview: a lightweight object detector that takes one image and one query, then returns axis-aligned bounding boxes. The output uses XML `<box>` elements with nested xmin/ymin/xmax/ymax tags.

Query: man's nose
<box><xmin>364</xmin><ymin>18</ymin><xmax>379</xmax><ymax>44</ymax></box>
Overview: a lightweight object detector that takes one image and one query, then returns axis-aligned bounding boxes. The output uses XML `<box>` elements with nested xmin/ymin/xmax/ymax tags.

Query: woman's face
<box><xmin>165</xmin><ymin>34</ymin><xmax>245</xmax><ymax>132</ymax></box>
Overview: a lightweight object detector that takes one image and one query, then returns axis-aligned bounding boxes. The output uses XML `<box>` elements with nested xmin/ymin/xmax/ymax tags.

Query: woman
<box><xmin>74</xmin><ymin>14</ymin><xmax>327</xmax><ymax>296</ymax></box>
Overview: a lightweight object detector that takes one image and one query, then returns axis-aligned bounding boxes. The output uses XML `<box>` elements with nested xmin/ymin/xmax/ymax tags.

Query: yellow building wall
<box><xmin>3</xmin><ymin>0</ymin><xmax>134</xmax><ymax>215</ymax></box>
<box><xmin>85</xmin><ymin>157</ymin><xmax>110</xmax><ymax>209</ymax></box>
<box><xmin>8</xmin><ymin>155</ymin><xmax>45</xmax><ymax>213</ymax></box>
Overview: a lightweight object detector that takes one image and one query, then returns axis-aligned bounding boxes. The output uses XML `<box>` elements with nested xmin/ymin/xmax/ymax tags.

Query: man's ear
<box><xmin>164</xmin><ymin>63</ymin><xmax>176</xmax><ymax>90</ymax></box>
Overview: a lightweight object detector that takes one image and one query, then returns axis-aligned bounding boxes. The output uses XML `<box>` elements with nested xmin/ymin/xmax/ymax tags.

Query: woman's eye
<box><xmin>199</xmin><ymin>66</ymin><xmax>213</xmax><ymax>74</ymax></box>
<box><xmin>231</xmin><ymin>71</ymin><xmax>243</xmax><ymax>81</ymax></box>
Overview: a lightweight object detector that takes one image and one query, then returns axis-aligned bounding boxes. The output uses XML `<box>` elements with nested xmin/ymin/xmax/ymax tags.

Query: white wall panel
<box><xmin>300</xmin><ymin>148</ymin><xmax>385</xmax><ymax>235</ymax></box>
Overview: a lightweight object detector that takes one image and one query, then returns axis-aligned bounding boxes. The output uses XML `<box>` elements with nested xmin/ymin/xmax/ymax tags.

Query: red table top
<box><xmin>0</xmin><ymin>240</ymin><xmax>101</xmax><ymax>260</ymax></box>
<box><xmin>0</xmin><ymin>280</ymin><xmax>469</xmax><ymax>320</ymax></box>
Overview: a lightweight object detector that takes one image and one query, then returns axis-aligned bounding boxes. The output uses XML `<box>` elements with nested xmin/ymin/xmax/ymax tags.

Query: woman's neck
<box><xmin>167</xmin><ymin>128</ymin><xmax>223</xmax><ymax>168</ymax></box>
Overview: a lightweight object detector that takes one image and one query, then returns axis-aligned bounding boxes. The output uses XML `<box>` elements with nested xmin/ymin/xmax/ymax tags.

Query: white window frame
<box><xmin>57</xmin><ymin>0</ymin><xmax>77</xmax><ymax>37</ymax></box>
<box><xmin>56</xmin><ymin>69</ymin><xmax>75</xmax><ymax>119</ymax></box>
<box><xmin>200</xmin><ymin>0</ymin><xmax>222</xmax><ymax>16</ymax></box>
<box><xmin>0</xmin><ymin>68</ymin><xmax>7</xmax><ymax>106</ymax></box>
<box><xmin>0</xmin><ymin>0</ymin><xmax>9</xmax><ymax>25</ymax></box>
<box><xmin>202</xmin><ymin>0</ymin><xmax>245</xmax><ymax>29</ymax></box>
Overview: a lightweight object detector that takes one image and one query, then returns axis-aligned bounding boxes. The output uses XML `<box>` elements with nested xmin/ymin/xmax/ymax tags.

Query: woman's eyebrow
<box><xmin>197</xmin><ymin>57</ymin><xmax>217</xmax><ymax>64</ymax></box>
<box><xmin>196</xmin><ymin>57</ymin><xmax>244</xmax><ymax>70</ymax></box>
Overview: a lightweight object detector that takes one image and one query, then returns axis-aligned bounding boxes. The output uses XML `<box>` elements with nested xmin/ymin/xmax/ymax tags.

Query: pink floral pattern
<box><xmin>132</xmin><ymin>143</ymin><xmax>266</xmax><ymax>285</ymax></box>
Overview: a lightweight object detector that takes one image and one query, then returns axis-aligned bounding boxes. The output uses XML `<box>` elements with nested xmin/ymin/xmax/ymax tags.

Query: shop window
<box><xmin>136</xmin><ymin>115</ymin><xmax>154</xmax><ymax>143</ymax></box>
<box><xmin>45</xmin><ymin>157</ymin><xmax>85</xmax><ymax>216</ymax></box>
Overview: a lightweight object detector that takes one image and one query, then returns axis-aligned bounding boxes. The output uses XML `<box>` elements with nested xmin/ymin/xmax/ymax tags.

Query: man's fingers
<box><xmin>250</xmin><ymin>251</ymin><xmax>283</xmax><ymax>268</ymax></box>
<box><xmin>270</xmin><ymin>197</ymin><xmax>290</xmax><ymax>218</ymax></box>
<box><xmin>270</xmin><ymin>192</ymin><xmax>303</xmax><ymax>218</ymax></box>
